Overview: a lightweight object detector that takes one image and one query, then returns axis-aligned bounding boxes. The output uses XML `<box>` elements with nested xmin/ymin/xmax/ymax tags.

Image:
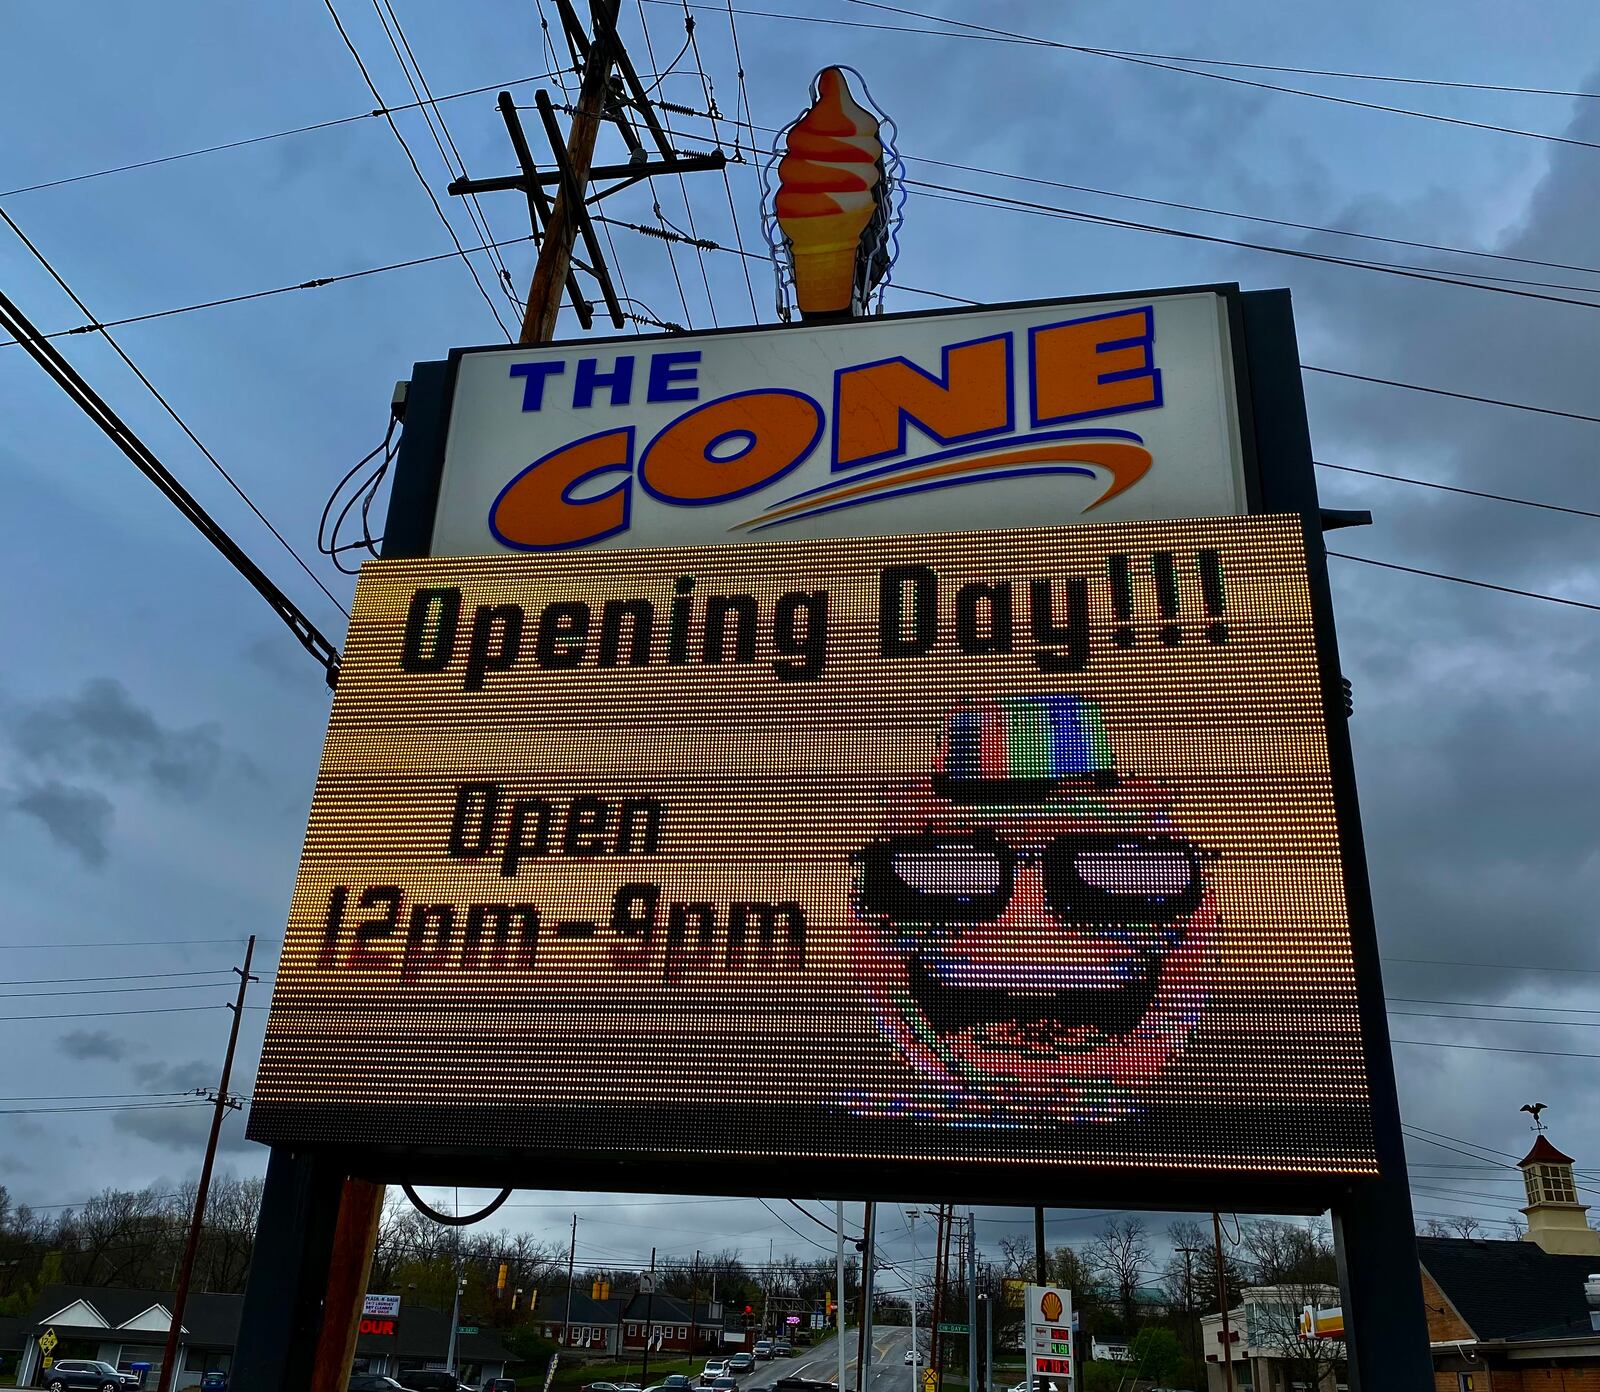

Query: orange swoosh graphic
<box><xmin>734</xmin><ymin>442</ymin><xmax>1153</xmax><ymax>530</ymax></box>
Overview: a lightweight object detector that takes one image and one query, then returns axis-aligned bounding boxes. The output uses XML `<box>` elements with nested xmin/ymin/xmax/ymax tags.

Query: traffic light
<box><xmin>743</xmin><ymin>1305</ymin><xmax>756</xmax><ymax>1330</ymax></box>
<box><xmin>592</xmin><ymin>1279</ymin><xmax>612</xmax><ymax>1300</ymax></box>
<box><xmin>498</xmin><ymin>1263</ymin><xmax>508</xmax><ymax>1295</ymax></box>
<box><xmin>826</xmin><ymin>1295</ymin><xmax>835</xmax><ymax>1316</ymax></box>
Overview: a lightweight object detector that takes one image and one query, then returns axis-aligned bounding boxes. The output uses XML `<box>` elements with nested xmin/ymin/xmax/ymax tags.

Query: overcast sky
<box><xmin>3</xmin><ymin>0</ymin><xmax>1598</xmax><ymax>1273</ymax></box>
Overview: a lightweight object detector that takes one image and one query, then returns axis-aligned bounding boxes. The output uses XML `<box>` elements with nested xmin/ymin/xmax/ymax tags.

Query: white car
<box><xmin>904</xmin><ymin>1352</ymin><xmax>916</xmax><ymax>1366</ymax></box>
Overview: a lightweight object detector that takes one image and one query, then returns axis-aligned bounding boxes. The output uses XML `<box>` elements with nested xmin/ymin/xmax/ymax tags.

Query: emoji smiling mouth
<box><xmin>906</xmin><ymin>952</ymin><xmax>1164</xmax><ymax>1041</ymax></box>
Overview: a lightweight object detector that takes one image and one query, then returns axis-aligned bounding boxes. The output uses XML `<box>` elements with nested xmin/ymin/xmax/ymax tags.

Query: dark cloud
<box><xmin>9</xmin><ymin>779</ymin><xmax>113</xmax><ymax>866</ymax></box>
<box><xmin>57</xmin><ymin>1029</ymin><xmax>132</xmax><ymax>1062</ymax></box>
<box><xmin>111</xmin><ymin>1105</ymin><xmax>254</xmax><ymax>1157</ymax></box>
<box><xmin>6</xmin><ymin>677</ymin><xmax>230</xmax><ymax>795</ymax></box>
<box><xmin>129</xmin><ymin>1058</ymin><xmax>216</xmax><ymax>1094</ymax></box>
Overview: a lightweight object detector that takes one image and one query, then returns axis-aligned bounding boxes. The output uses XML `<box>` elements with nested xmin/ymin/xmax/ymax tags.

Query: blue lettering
<box><xmin>509</xmin><ymin>361</ymin><xmax>566</xmax><ymax>412</ymax></box>
<box><xmin>647</xmin><ymin>350</ymin><xmax>702</xmax><ymax>403</ymax></box>
<box><xmin>573</xmin><ymin>355</ymin><xmax>636</xmax><ymax>409</ymax></box>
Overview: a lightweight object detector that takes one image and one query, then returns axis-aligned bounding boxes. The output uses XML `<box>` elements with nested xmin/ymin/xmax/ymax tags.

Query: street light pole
<box><xmin>965</xmin><ymin>1214</ymin><xmax>977</xmax><ymax>1392</ymax></box>
<box><xmin>836</xmin><ymin>1201</ymin><xmax>848</xmax><ymax>1392</ymax></box>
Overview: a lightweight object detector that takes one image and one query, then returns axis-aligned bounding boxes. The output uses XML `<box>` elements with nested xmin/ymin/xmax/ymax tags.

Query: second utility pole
<box><xmin>158</xmin><ymin>936</ymin><xmax>256</xmax><ymax>1392</ymax></box>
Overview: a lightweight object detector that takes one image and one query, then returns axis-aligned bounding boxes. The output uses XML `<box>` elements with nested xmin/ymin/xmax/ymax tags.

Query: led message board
<box><xmin>247</xmin><ymin>513</ymin><xmax>1375</xmax><ymax>1183</ymax></box>
<box><xmin>429</xmin><ymin>290</ymin><xmax>1249</xmax><ymax>556</ymax></box>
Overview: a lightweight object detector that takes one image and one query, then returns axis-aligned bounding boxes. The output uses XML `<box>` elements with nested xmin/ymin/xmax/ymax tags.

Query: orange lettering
<box><xmin>490</xmin><ymin>428</ymin><xmax>633</xmax><ymax>550</ymax></box>
<box><xmin>833</xmin><ymin>334</ymin><xmax>1011</xmax><ymax>468</ymax></box>
<box><xmin>639</xmin><ymin>390</ymin><xmax>822</xmax><ymax>503</ymax></box>
<box><xmin>1030</xmin><ymin>308</ymin><xmax>1160</xmax><ymax>425</ymax></box>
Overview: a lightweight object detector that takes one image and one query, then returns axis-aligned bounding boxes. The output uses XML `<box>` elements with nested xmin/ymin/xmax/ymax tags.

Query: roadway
<box><xmin>731</xmin><ymin>1326</ymin><xmax>927</xmax><ymax>1392</ymax></box>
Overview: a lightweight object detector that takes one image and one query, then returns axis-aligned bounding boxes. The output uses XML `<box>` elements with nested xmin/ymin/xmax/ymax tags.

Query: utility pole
<box><xmin>982</xmin><ymin>1294</ymin><xmax>992</xmax><ymax>1392</ymax></box>
<box><xmin>523</xmin><ymin>0</ymin><xmax>617</xmax><ymax>343</ymax></box>
<box><xmin>563</xmin><ymin>1215</ymin><xmax>578</xmax><ymax>1356</ymax></box>
<box><xmin>856</xmin><ymin>1203</ymin><xmax>876</xmax><ymax>1392</ymax></box>
<box><xmin>966</xmin><ymin>1213</ymin><xmax>978</xmax><ymax>1392</ymax></box>
<box><xmin>158</xmin><ymin>936</ymin><xmax>255</xmax><ymax>1392</ymax></box>
<box><xmin>1034</xmin><ymin>1209</ymin><xmax>1047</xmax><ymax>1285</ymax></box>
<box><xmin>1212</xmin><ymin>1213</ymin><xmax>1236</xmax><ymax>1392</ymax></box>
<box><xmin>641</xmin><ymin>1248</ymin><xmax>658</xmax><ymax>1385</ymax></box>
<box><xmin>906</xmin><ymin>1211</ymin><xmax>920</xmax><ymax>1392</ymax></box>
<box><xmin>836</xmin><ymin>1200</ymin><xmax>848</xmax><ymax>1392</ymax></box>
<box><xmin>445</xmin><ymin>1262</ymin><xmax>466</xmax><ymax>1375</ymax></box>
<box><xmin>690</xmin><ymin>1250</ymin><xmax>701</xmax><ymax>1359</ymax></box>
<box><xmin>1176</xmin><ymin>1244</ymin><xmax>1207</xmax><ymax>1380</ymax></box>
<box><xmin>763</xmin><ymin>1238</ymin><xmax>774</xmax><ymax>1335</ymax></box>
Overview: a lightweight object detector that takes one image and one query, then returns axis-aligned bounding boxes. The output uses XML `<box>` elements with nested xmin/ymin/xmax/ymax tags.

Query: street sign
<box><xmin>811</xmin><ymin>1313</ymin><xmax>826</xmax><ymax>1330</ymax></box>
<box><xmin>427</xmin><ymin>291</ymin><xmax>1250</xmax><ymax>557</ymax></box>
<box><xmin>249</xmin><ymin>513</ymin><xmax>1377</xmax><ymax>1189</ymax></box>
<box><xmin>363</xmin><ymin>1294</ymin><xmax>402</xmax><ymax>1318</ymax></box>
<box><xmin>38</xmin><ymin>1330</ymin><xmax>57</xmax><ymax>1354</ymax></box>
<box><xmin>458</xmin><ymin>1325</ymin><xmax>479</xmax><ymax>1335</ymax></box>
<box><xmin>937</xmin><ymin>1323</ymin><xmax>968</xmax><ymax>1335</ymax></box>
<box><xmin>921</xmin><ymin>1370</ymin><xmax>938</xmax><ymax>1392</ymax></box>
<box><xmin>41</xmin><ymin>1357</ymin><xmax>53</xmax><ymax>1371</ymax></box>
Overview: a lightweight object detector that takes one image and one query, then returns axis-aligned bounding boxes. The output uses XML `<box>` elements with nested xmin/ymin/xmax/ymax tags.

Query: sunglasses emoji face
<box><xmin>850</xmin><ymin>700</ymin><xmax>1219</xmax><ymax>1122</ymax></box>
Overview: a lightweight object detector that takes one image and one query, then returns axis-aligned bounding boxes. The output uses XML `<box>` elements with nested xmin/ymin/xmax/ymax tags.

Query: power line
<box><xmin>320</xmin><ymin>0</ymin><xmax>513</xmax><ymax>339</ymax></box>
<box><xmin>1329</xmin><ymin>552</ymin><xmax>1600</xmax><ymax>613</ymax></box>
<box><xmin>370</xmin><ymin>0</ymin><xmax>523</xmax><ymax>316</ymax></box>
<box><xmin>0</xmin><ymin>71</ymin><xmax>566</xmax><ymax>200</ymax></box>
<box><xmin>1392</xmin><ymin>1036</ymin><xmax>1600</xmax><ymax>1060</ymax></box>
<box><xmin>0</xmin><ymin>979</ymin><xmax>273</xmax><ymax>1000</ymax></box>
<box><xmin>1386</xmin><ymin>957</ymin><xmax>1600</xmax><ymax>975</ymax></box>
<box><xmin>1306</xmin><ymin>364</ymin><xmax>1600</xmax><ymax>424</ymax></box>
<box><xmin>0</xmin><ymin>1101</ymin><xmax>219</xmax><ymax>1116</ymax></box>
<box><xmin>0</xmin><ymin>937</ymin><xmax>249</xmax><ymax>951</ymax></box>
<box><xmin>0</xmin><ymin>1005</ymin><xmax>226</xmax><ymax>1022</ymax></box>
<box><xmin>1391</xmin><ymin>1009</ymin><xmax>1600</xmax><ymax>1029</ymax></box>
<box><xmin>0</xmin><ymin>286</ymin><xmax>344</xmax><ymax>686</ymax></box>
<box><xmin>903</xmin><ymin>178</ymin><xmax>1600</xmax><ymax>311</ymax></box>
<box><xmin>1393</xmin><ymin>995</ymin><xmax>1600</xmax><ymax>1015</ymax></box>
<box><xmin>0</xmin><ymin>207</ymin><xmax>351</xmax><ymax>624</ymax></box>
<box><xmin>761</xmin><ymin>1</ymin><xmax>1600</xmax><ymax>151</ymax></box>
<box><xmin>0</xmin><ymin>230</ymin><xmax>540</xmax><ymax>346</ymax></box>
<box><xmin>1317</xmin><ymin>462</ymin><xmax>1600</xmax><ymax>522</ymax></box>
<box><xmin>0</xmin><ymin>969</ymin><xmax>245</xmax><ymax>986</ymax></box>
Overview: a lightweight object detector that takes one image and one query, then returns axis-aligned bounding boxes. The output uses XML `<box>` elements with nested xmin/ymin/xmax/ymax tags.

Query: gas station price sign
<box><xmin>247</xmin><ymin>512</ymin><xmax>1376</xmax><ymax>1189</ymax></box>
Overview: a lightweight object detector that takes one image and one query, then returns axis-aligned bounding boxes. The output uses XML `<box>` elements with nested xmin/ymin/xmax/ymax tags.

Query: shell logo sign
<box><xmin>1039</xmin><ymin>1291</ymin><xmax>1064</xmax><ymax>1323</ymax></box>
<box><xmin>430</xmin><ymin>291</ymin><xmax>1248</xmax><ymax>557</ymax></box>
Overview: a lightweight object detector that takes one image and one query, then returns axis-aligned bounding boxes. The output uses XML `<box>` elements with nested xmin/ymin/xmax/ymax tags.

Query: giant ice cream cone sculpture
<box><xmin>775</xmin><ymin>67</ymin><xmax>884</xmax><ymax>317</ymax></box>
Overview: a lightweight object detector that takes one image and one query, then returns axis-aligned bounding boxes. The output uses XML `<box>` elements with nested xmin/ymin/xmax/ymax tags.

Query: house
<box><xmin>1199</xmin><ymin>1283</ymin><xmax>1344</xmax><ymax>1392</ymax></box>
<box><xmin>13</xmin><ymin>1285</ymin><xmax>513</xmax><ymax>1389</ymax></box>
<box><xmin>1</xmin><ymin>1315</ymin><xmax>27</xmax><ymax>1385</ymax></box>
<box><xmin>617</xmin><ymin>1294</ymin><xmax>723</xmax><ymax>1355</ymax></box>
<box><xmin>538</xmin><ymin>1289</ymin><xmax>622</xmax><ymax>1355</ymax></box>
<box><xmin>1420</xmin><ymin>1127</ymin><xmax>1600</xmax><ymax>1390</ymax></box>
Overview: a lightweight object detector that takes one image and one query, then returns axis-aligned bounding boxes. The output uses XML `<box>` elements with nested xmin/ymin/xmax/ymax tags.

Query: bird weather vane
<box><xmin>1521</xmin><ymin>1101</ymin><xmax>1549</xmax><ymax>1132</ymax></box>
<box><xmin>764</xmin><ymin>65</ymin><xmax>904</xmax><ymax>322</ymax></box>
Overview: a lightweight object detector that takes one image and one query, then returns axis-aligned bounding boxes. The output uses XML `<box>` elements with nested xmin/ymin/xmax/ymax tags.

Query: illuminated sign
<box><xmin>1026</xmin><ymin>1285</ymin><xmax>1074</xmax><ymax>1385</ymax></box>
<box><xmin>429</xmin><ymin>292</ymin><xmax>1247</xmax><ymax>556</ymax></box>
<box><xmin>247</xmin><ymin>514</ymin><xmax>1374</xmax><ymax>1184</ymax></box>
<box><xmin>364</xmin><ymin>1294</ymin><xmax>402</xmax><ymax>1318</ymax></box>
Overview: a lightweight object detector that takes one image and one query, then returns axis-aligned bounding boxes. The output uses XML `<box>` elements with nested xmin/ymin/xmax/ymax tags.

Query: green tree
<box><xmin>1128</xmin><ymin>1327</ymin><xmax>1183</xmax><ymax>1384</ymax></box>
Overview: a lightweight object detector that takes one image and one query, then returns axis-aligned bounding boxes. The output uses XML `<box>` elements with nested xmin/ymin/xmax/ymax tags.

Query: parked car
<box><xmin>582</xmin><ymin>1383</ymin><xmax>624</xmax><ymax>1392</ymax></box>
<box><xmin>42</xmin><ymin>1362</ymin><xmax>139</xmax><ymax>1392</ymax></box>
<box><xmin>400</xmin><ymin>1373</ymin><xmax>473</xmax><ymax>1392</ymax></box>
<box><xmin>726</xmin><ymin>1354</ymin><xmax>755</xmax><ymax>1375</ymax></box>
<box><xmin>753</xmin><ymin>1342</ymin><xmax>774</xmax><ymax>1362</ymax></box>
<box><xmin>200</xmin><ymin>1375</ymin><xmax>229</xmax><ymax>1392</ymax></box>
<box><xmin>481</xmin><ymin>1381</ymin><xmax>518</xmax><ymax>1392</ymax></box>
<box><xmin>349</xmin><ymin>1379</ymin><xmax>406</xmax><ymax>1392</ymax></box>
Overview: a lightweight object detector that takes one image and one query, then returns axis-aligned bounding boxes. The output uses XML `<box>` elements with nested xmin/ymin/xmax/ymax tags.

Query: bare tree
<box><xmin>1418</xmin><ymin>1215</ymin><xmax>1482</xmax><ymax>1239</ymax></box>
<box><xmin>1085</xmin><ymin>1217</ymin><xmax>1150</xmax><ymax>1333</ymax></box>
<box><xmin>1236</xmin><ymin>1221</ymin><xmax>1345</xmax><ymax>1392</ymax></box>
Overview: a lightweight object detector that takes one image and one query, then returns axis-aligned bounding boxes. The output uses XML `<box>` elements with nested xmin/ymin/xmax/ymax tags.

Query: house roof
<box><xmin>25</xmin><ymin>1286</ymin><xmax>508</xmax><ymax>1363</ymax></box>
<box><xmin>1418</xmin><ymin>1237</ymin><xmax>1600</xmax><ymax>1342</ymax></box>
<box><xmin>1520</xmin><ymin>1135</ymin><xmax>1577</xmax><ymax>1168</ymax></box>
<box><xmin>29</xmin><ymin>1286</ymin><xmax>239</xmax><ymax>1346</ymax></box>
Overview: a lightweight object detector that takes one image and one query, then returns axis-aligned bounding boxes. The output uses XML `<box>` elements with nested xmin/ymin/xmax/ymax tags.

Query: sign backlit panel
<box><xmin>430</xmin><ymin>293</ymin><xmax>1247</xmax><ymax>555</ymax></box>
<box><xmin>247</xmin><ymin>514</ymin><xmax>1374</xmax><ymax>1180</ymax></box>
